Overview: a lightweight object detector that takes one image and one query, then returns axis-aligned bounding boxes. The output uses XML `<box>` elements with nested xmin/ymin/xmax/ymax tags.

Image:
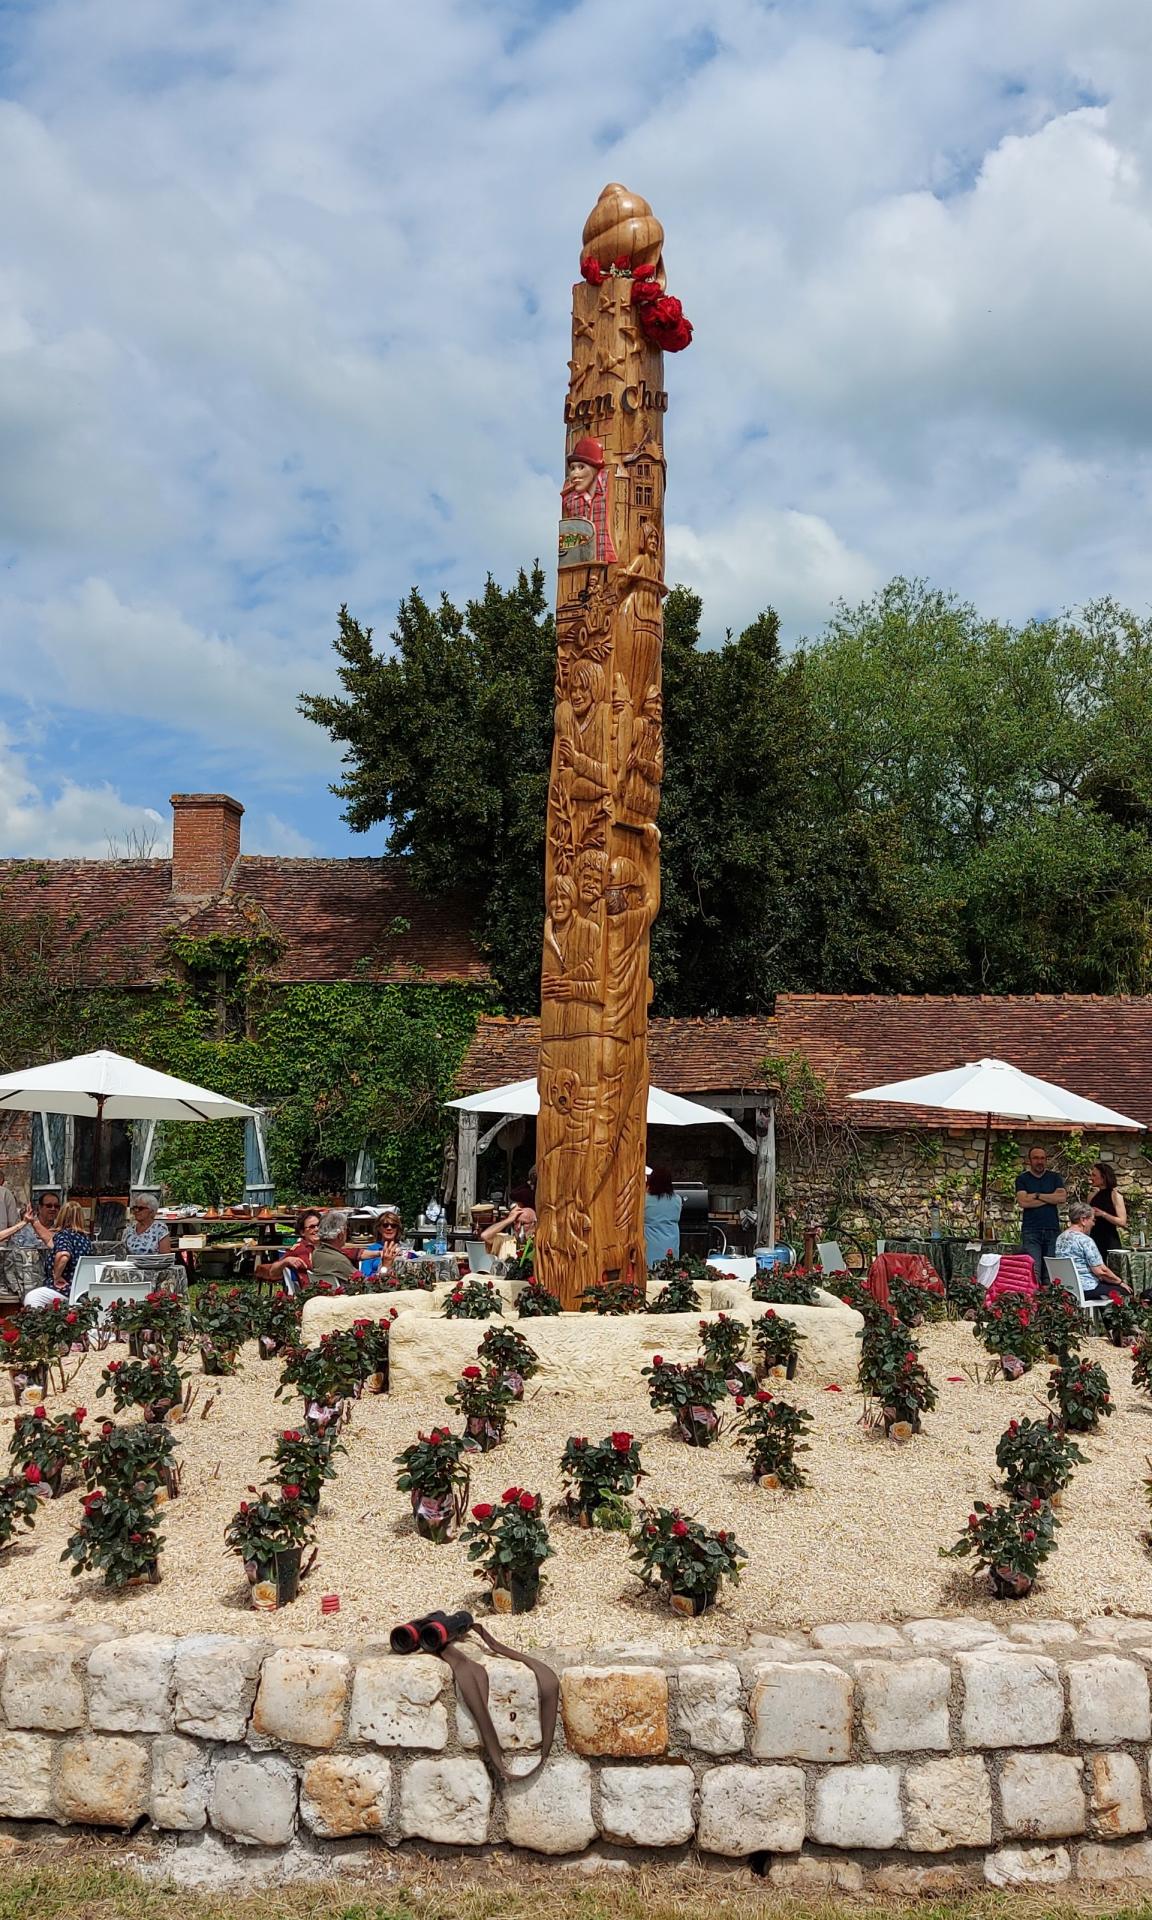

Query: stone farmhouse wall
<box><xmin>8</xmin><ymin>1617</ymin><xmax>1152</xmax><ymax>1887</ymax></box>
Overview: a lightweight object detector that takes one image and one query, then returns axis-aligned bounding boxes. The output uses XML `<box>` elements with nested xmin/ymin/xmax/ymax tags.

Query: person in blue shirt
<box><xmin>644</xmin><ymin>1166</ymin><xmax>682</xmax><ymax>1268</ymax></box>
<box><xmin>1015</xmin><ymin>1145</ymin><xmax>1067</xmax><ymax>1285</ymax></box>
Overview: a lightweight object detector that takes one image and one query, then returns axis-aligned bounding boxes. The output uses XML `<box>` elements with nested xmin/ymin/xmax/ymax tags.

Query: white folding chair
<box><xmin>1045</xmin><ymin>1256</ymin><xmax>1106</xmax><ymax>1323</ymax></box>
<box><xmin>817</xmin><ymin>1240</ymin><xmax>848</xmax><ymax>1274</ymax></box>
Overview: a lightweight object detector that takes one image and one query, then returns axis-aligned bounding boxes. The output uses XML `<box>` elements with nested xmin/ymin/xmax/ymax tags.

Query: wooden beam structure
<box><xmin>535</xmin><ymin>186</ymin><xmax>685</xmax><ymax>1309</ymax></box>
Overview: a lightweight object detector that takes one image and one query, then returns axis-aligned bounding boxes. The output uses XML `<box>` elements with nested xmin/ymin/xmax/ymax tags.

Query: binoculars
<box><xmin>390</xmin><ymin>1609</ymin><xmax>474</xmax><ymax>1654</ymax></box>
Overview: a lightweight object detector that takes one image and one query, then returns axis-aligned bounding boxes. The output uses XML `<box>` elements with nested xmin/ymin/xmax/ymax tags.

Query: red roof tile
<box><xmin>456</xmin><ymin>1015</ymin><xmax>778</xmax><ymax>1097</ymax></box>
<box><xmin>773</xmin><ymin>994</ymin><xmax>1151</xmax><ymax>1130</ymax></box>
<box><xmin>0</xmin><ymin>857</ymin><xmax>488</xmax><ymax>987</ymax></box>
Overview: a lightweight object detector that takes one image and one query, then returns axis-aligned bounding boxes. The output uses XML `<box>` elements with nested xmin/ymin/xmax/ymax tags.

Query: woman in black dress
<box><xmin>1088</xmin><ymin>1161</ymin><xmax>1127</xmax><ymax>1261</ymax></box>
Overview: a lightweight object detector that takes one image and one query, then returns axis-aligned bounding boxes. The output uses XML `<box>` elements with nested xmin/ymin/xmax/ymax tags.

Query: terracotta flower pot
<box><xmin>492</xmin><ymin>1568</ymin><xmax>540</xmax><ymax>1613</ymax></box>
<box><xmin>669</xmin><ymin>1587</ymin><xmax>711</xmax><ymax>1617</ymax></box>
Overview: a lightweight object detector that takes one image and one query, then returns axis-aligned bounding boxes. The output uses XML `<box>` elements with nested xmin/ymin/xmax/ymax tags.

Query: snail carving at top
<box><xmin>582</xmin><ymin>184</ymin><xmax>665</xmax><ymax>281</ymax></box>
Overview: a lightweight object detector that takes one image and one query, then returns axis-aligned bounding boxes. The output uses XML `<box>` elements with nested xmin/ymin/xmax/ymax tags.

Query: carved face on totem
<box><xmin>566</xmin><ymin>459</ymin><xmax>597</xmax><ymax>495</ymax></box>
<box><xmin>641</xmin><ymin>685</ymin><xmax>662</xmax><ymax>723</ymax></box>
<box><xmin>575</xmin><ymin>849</ymin><xmax>607</xmax><ymax>913</ymax></box>
<box><xmin>548</xmin><ymin>875</ymin><xmax>576</xmax><ymax>928</ymax></box>
<box><xmin>568</xmin><ymin>659</ymin><xmax>604</xmax><ymax>721</ymax></box>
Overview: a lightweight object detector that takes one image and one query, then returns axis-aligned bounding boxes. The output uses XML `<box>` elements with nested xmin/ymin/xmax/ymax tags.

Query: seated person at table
<box><xmin>50</xmin><ymin>1202</ymin><xmax>92</xmax><ymax>1295</ymax></box>
<box><xmin>252</xmin><ymin>1210</ymin><xmax>321</xmax><ymax>1291</ymax></box>
<box><xmin>311</xmin><ymin>1209</ymin><xmax>360</xmax><ymax>1284</ymax></box>
<box><xmin>359</xmin><ymin>1207</ymin><xmax>404</xmax><ymax>1279</ymax></box>
<box><xmin>122</xmin><ymin>1195</ymin><xmax>172</xmax><ymax>1257</ymax></box>
<box><xmin>481</xmin><ymin>1201</ymin><xmax>536</xmax><ymax>1258</ymax></box>
<box><xmin>0</xmin><ymin>1190</ymin><xmax>60</xmax><ymax>1277</ymax></box>
<box><xmin>1054</xmin><ymin>1202</ymin><xmax>1131</xmax><ymax>1302</ymax></box>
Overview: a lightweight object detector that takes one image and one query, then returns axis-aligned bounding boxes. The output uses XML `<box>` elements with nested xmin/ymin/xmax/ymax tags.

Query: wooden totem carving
<box><xmin>535</xmin><ymin>185</ymin><xmax>673</xmax><ymax>1309</ymax></box>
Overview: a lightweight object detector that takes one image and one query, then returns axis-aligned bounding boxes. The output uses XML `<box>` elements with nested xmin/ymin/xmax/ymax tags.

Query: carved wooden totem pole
<box><xmin>535</xmin><ymin>185</ymin><xmax>693</xmax><ymax>1309</ymax></box>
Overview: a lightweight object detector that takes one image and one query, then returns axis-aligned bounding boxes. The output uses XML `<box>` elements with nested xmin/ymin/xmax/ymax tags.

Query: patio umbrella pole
<box><xmin>978</xmin><ymin>1110</ymin><xmax>992</xmax><ymax>1241</ymax></box>
<box><xmin>92</xmin><ymin>1091</ymin><xmax>106</xmax><ymax>1234</ymax></box>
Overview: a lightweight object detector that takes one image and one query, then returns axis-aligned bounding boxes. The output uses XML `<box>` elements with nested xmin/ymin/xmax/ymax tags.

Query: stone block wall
<box><xmin>9</xmin><ymin>1617</ymin><xmax>1152</xmax><ymax>1885</ymax></box>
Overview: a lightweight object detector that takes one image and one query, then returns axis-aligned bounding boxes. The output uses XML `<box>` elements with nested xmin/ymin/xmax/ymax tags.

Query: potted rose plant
<box><xmin>974</xmin><ymin>1294</ymin><xmax>1043</xmax><ymax>1379</ymax></box>
<box><xmin>261</xmin><ymin>1428</ymin><xmax>343</xmax><ymax>1514</ymax></box>
<box><xmin>943</xmin><ymin>1496</ymin><xmax>1057</xmax><ymax>1598</ymax></box>
<box><xmin>1103</xmin><ymin>1296</ymin><xmax>1143</xmax><ymax>1348</ymax></box>
<box><xmin>699</xmin><ymin>1315</ymin><xmax>753</xmax><ymax>1391</ymax></box>
<box><xmin>224</xmin><ymin>1485</ymin><xmax>316</xmax><ymax>1608</ymax></box>
<box><xmin>478</xmin><ymin>1324</ymin><xmax>539</xmax><ymax>1399</ymax></box>
<box><xmin>558</xmin><ymin>1431</ymin><xmax>643</xmax><ymax>1530</ymax></box>
<box><xmin>751</xmin><ymin>1308</ymin><xmax>804</xmax><ymax>1381</ymax></box>
<box><xmin>276</xmin><ymin>1332</ymin><xmax>363</xmax><ymax>1433</ymax></box>
<box><xmin>1047</xmin><ymin>1355</ymin><xmax>1113</xmax><ymax>1432</ymax></box>
<box><xmin>751</xmin><ymin>1267</ymin><xmax>819</xmax><ymax>1306</ymax></box>
<box><xmin>1</xmin><ymin>1301</ymin><xmax>72</xmax><ymax>1401</ymax></box>
<box><xmin>630</xmin><ymin>1503</ymin><xmax>746</xmax><ymax>1616</ymax></box>
<box><xmin>734</xmin><ymin>1390</ymin><xmax>812</xmax><ymax>1488</ymax></box>
<box><xmin>96</xmin><ymin>1355</ymin><xmax>185</xmax><ymax>1424</ymax></box>
<box><xmin>443</xmin><ymin>1279</ymin><xmax>504</xmax><ymax>1320</ymax></box>
<box><xmin>117</xmin><ymin>1287</ymin><xmax>187</xmax><ymax>1358</ymax></box>
<box><xmin>461</xmin><ymin>1486</ymin><xmax>552</xmax><ymax>1612</ymax></box>
<box><xmin>444</xmin><ymin>1364</ymin><xmax>516</xmax><ymax>1452</ymax></box>
<box><xmin>517</xmin><ymin>1278</ymin><xmax>562</xmax><ymax>1318</ymax></box>
<box><xmin>648</xmin><ymin>1257</ymin><xmax>703</xmax><ymax>1314</ymax></box>
<box><xmin>857</xmin><ymin>1317</ymin><xmax>937</xmax><ymax>1436</ymax></box>
<box><xmin>0</xmin><ymin>1472</ymin><xmax>39</xmax><ymax>1551</ymax></box>
<box><xmin>641</xmin><ymin>1355</ymin><xmax>728</xmax><ymax>1446</ymax></box>
<box><xmin>394</xmin><ymin>1427</ymin><xmax>472</xmax><ymax>1542</ymax></box>
<box><xmin>1134</xmin><ymin>1335</ymin><xmax>1152</xmax><ymax>1398</ymax></box>
<box><xmin>580</xmin><ymin>1277</ymin><xmax>645</xmax><ymax>1314</ymax></box>
<box><xmin>8</xmin><ymin>1405</ymin><xmax>87</xmax><ymax>1498</ymax></box>
<box><xmin>190</xmin><ymin>1285</ymin><xmax>253</xmax><ymax>1374</ymax></box>
<box><xmin>61</xmin><ymin>1484</ymin><xmax>164</xmax><ymax>1588</ymax></box>
<box><xmin>995</xmin><ymin>1415</ymin><xmax>1085</xmax><ymax>1505</ymax></box>
<box><xmin>256</xmin><ymin>1289</ymin><xmax>304</xmax><ymax>1360</ymax></box>
<box><xmin>84</xmin><ymin>1419</ymin><xmax>181</xmax><ymax>1503</ymax></box>
<box><xmin>1032</xmin><ymin>1278</ymin><xmax>1084</xmax><ymax>1362</ymax></box>
<box><xmin>350</xmin><ymin>1312</ymin><xmax>397</xmax><ymax>1392</ymax></box>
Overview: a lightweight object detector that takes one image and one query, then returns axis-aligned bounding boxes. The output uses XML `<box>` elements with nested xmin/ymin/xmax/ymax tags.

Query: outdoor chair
<box><xmin>816</xmin><ymin>1240</ymin><xmax>848</xmax><ymax>1274</ymax></box>
<box><xmin>1045</xmin><ymin>1256</ymin><xmax>1106</xmax><ymax>1323</ymax></box>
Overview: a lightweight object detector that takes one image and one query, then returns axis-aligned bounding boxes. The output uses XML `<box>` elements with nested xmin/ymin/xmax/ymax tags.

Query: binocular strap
<box><xmin>437</xmin><ymin>1625</ymin><xmax>560</xmax><ymax>1781</ymax></box>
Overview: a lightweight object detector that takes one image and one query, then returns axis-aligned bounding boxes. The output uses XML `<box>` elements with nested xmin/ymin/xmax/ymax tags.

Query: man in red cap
<box><xmin>562</xmin><ymin>436</ymin><xmax>617</xmax><ymax>565</ymax></box>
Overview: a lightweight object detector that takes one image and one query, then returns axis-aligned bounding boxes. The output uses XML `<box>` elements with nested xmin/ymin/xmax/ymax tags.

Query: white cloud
<box><xmin>0</xmin><ymin>727</ymin><xmax>169</xmax><ymax>858</ymax></box>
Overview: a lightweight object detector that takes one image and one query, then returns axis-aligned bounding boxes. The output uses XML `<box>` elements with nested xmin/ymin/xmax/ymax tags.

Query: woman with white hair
<box><xmin>122</xmin><ymin>1195</ymin><xmax>172</xmax><ymax>1257</ymax></box>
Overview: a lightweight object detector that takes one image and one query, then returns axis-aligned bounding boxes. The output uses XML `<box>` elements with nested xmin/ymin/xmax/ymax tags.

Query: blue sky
<box><xmin>2</xmin><ymin>0</ymin><xmax>1152</xmax><ymax>857</ymax></box>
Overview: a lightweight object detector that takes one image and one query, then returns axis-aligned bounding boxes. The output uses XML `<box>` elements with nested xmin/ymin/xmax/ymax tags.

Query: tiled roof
<box><xmin>772</xmin><ymin>994</ymin><xmax>1152</xmax><ymax>1130</ymax></box>
<box><xmin>0</xmin><ymin>857</ymin><xmax>488</xmax><ymax>986</ymax></box>
<box><xmin>455</xmin><ymin>1015</ymin><xmax>778</xmax><ymax>1097</ymax></box>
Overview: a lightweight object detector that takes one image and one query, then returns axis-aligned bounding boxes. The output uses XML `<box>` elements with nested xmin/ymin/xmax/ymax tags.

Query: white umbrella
<box><xmin>848</xmin><ymin>1056</ymin><xmax>1144</xmax><ymax>1235</ymax></box>
<box><xmin>446</xmin><ymin>1077</ymin><xmax>743</xmax><ymax>1134</ymax></box>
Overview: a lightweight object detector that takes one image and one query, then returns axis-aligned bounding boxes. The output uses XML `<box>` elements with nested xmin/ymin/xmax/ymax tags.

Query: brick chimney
<box><xmin>170</xmin><ymin>793</ymin><xmax>244</xmax><ymax>899</ymax></box>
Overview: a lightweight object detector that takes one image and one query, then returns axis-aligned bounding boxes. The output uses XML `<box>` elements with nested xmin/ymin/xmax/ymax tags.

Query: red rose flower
<box><xmin>32</xmin><ymin>1405</ymin><xmax>46</xmax><ymax>1421</ymax></box>
<box><xmin>671</xmin><ymin>1519</ymin><xmax>688</xmax><ymax>1537</ymax></box>
<box><xmin>968</xmin><ymin>1514</ymin><xmax>978</xmax><ymax>1528</ymax></box>
<box><xmin>282</xmin><ymin>1485</ymin><xmax>301</xmax><ymax>1500</ymax></box>
<box><xmin>283</xmin><ymin>1430</ymin><xmax>301</xmax><ymax>1442</ymax></box>
<box><xmin>462</xmin><ymin>1366</ymin><xmax>482</xmax><ymax>1380</ymax></box>
<box><xmin>734</xmin><ymin>1396</ymin><xmax>746</xmax><ymax>1408</ymax></box>
<box><xmin>1030</xmin><ymin>1497</ymin><xmax>1042</xmax><ymax>1511</ymax></box>
<box><xmin>610</xmin><ymin>1432</ymin><xmax>632</xmax><ymax>1451</ymax></box>
<box><xmin>1</xmin><ymin>1327</ymin><xmax>18</xmax><ymax>1345</ymax></box>
<box><xmin>471</xmin><ymin>1502</ymin><xmax>494</xmax><ymax>1520</ymax></box>
<box><xmin>579</xmin><ymin>253</ymin><xmax>604</xmax><ymax>285</ymax></box>
<box><xmin>518</xmin><ymin>1491</ymin><xmax>537</xmax><ymax>1512</ymax></box>
<box><xmin>717</xmin><ymin>1530</ymin><xmax>727</xmax><ymax>1543</ymax></box>
<box><xmin>83</xmin><ymin>1491</ymin><xmax>104</xmax><ymax>1512</ymax></box>
<box><xmin>23</xmin><ymin>1464</ymin><xmax>41</xmax><ymax>1484</ymax></box>
<box><xmin>502</xmin><ymin>1487</ymin><xmax>521</xmax><ymax>1504</ymax></box>
<box><xmin>1024</xmin><ymin>1529</ymin><xmax>1036</xmax><ymax>1542</ymax></box>
<box><xmin>631</xmin><ymin>276</ymin><xmax>662</xmax><ymax>307</ymax></box>
<box><xmin>633</xmin><ymin>261</ymin><xmax>657</xmax><ymax>279</ymax></box>
<box><xmin>74</xmin><ymin>1407</ymin><xmax>86</xmax><ymax>1421</ymax></box>
<box><xmin>652</xmin><ymin>1354</ymin><xmax>664</xmax><ymax>1367</ymax></box>
<box><xmin>612</xmin><ymin>253</ymin><xmax>630</xmax><ymax>269</ymax></box>
<box><xmin>66</xmin><ymin>1313</ymin><xmax>77</xmax><ymax>1326</ymax></box>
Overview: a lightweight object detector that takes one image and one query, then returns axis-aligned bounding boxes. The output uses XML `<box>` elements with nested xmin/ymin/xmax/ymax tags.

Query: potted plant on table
<box><xmin>630</xmin><ymin>1503</ymin><xmax>746</xmax><ymax>1616</ymax></box>
<box><xmin>61</xmin><ymin>1484</ymin><xmax>164</xmax><ymax>1588</ymax></box>
<box><xmin>394</xmin><ymin>1427</ymin><xmax>472</xmax><ymax>1542</ymax></box>
<box><xmin>517</xmin><ymin>1278</ymin><xmax>562</xmax><ymax>1317</ymax></box>
<box><xmin>1047</xmin><ymin>1355</ymin><xmax>1113</xmax><ymax>1432</ymax></box>
<box><xmin>558</xmin><ymin>1431</ymin><xmax>643</xmax><ymax>1530</ymax></box>
<box><xmin>96</xmin><ymin>1355</ymin><xmax>185</xmax><ymax>1424</ymax></box>
<box><xmin>8</xmin><ymin>1405</ymin><xmax>87</xmax><ymax>1499</ymax></box>
<box><xmin>734</xmin><ymin>1390</ymin><xmax>813</xmax><ymax>1488</ymax></box>
<box><xmin>444</xmin><ymin>1364</ymin><xmax>517</xmax><ymax>1452</ymax></box>
<box><xmin>460</xmin><ymin>1486</ymin><xmax>552</xmax><ymax>1612</ymax></box>
<box><xmin>995</xmin><ymin>1415</ymin><xmax>1085</xmax><ymax>1505</ymax></box>
<box><xmin>478</xmin><ymin>1324</ymin><xmax>539</xmax><ymax>1398</ymax></box>
<box><xmin>224</xmin><ymin>1485</ymin><xmax>316</xmax><ymax>1608</ymax></box>
<box><xmin>190</xmin><ymin>1285</ymin><xmax>252</xmax><ymax>1374</ymax></box>
<box><xmin>84</xmin><ymin>1419</ymin><xmax>181</xmax><ymax>1503</ymax></box>
<box><xmin>943</xmin><ymin>1495</ymin><xmax>1057</xmax><ymax>1599</ymax></box>
<box><xmin>443</xmin><ymin>1279</ymin><xmax>504</xmax><ymax>1320</ymax></box>
<box><xmin>641</xmin><ymin>1355</ymin><xmax>728</xmax><ymax>1446</ymax></box>
<box><xmin>751</xmin><ymin>1309</ymin><xmax>804</xmax><ymax>1381</ymax></box>
<box><xmin>261</xmin><ymin>1428</ymin><xmax>342</xmax><ymax>1514</ymax></box>
<box><xmin>0</xmin><ymin>1473</ymin><xmax>39</xmax><ymax>1551</ymax></box>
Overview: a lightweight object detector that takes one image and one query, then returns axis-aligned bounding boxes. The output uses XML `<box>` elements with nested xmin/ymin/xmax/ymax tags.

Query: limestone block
<box><xmin>810</xmin><ymin>1765</ymin><xmax>903</xmax><ymax>1849</ymax></box>
<box><xmin>399</xmin><ymin>1757</ymin><xmax>492</xmax><ymax>1845</ymax></box>
<box><xmin>349</xmin><ymin>1655</ymin><xmax>448</xmax><ymax>1750</ymax></box>
<box><xmin>1089</xmin><ymin>1753</ymin><xmax>1147</xmax><ymax>1838</ymax></box>
<box><xmin>985</xmin><ymin>1846</ymin><xmax>1071</xmax><ymax>1887</ymax></box>
<box><xmin>1008</xmin><ymin>1621</ymin><xmax>1081</xmax><ymax>1646</ymax></box>
<box><xmin>150</xmin><ymin>1734</ymin><xmax>211</xmax><ymax>1831</ymax></box>
<box><xmin>598</xmin><ymin>1764</ymin><xmax>695</xmax><ymax>1847</ymax></box>
<box><xmin>457</xmin><ymin>1657</ymin><xmax>542</xmax><ymax>1758</ymax></box>
<box><xmin>388</xmin><ymin>1307</ymin><xmax>753</xmax><ymax>1397</ymax></box>
<box><xmin>561</xmin><ymin>1666</ymin><xmax>668</xmax><ymax>1758</ymax></box>
<box><xmin>1067</xmin><ymin>1656</ymin><xmax>1151</xmax><ymax>1744</ymax></box>
<box><xmin>770</xmin><ymin>1853</ymin><xmax>864</xmax><ymax>1892</ymax></box>
<box><xmin>1000</xmin><ymin>1752</ymin><xmax>1086</xmax><ymax>1838</ymax></box>
<box><xmin>958</xmin><ymin>1652</ymin><xmax>1063</xmax><ymax>1748</ymax></box>
<box><xmin>810</xmin><ymin>1622</ymin><xmax>905</xmax><ymax>1652</ymax></box>
<box><xmin>174</xmin><ymin>1636</ymin><xmax>268</xmax><ymax>1742</ymax></box>
<box><xmin>88</xmin><ymin>1633</ymin><xmax>176</xmax><ymax>1734</ymax></box>
<box><xmin>0</xmin><ymin>1730</ymin><xmax>55</xmax><ymax>1819</ymax></box>
<box><xmin>210</xmin><ymin>1752</ymin><xmax>298</xmax><ymax>1846</ymax></box>
<box><xmin>697</xmin><ymin>1764</ymin><xmax>805</xmax><ymax>1856</ymax></box>
<box><xmin>903</xmin><ymin>1619</ymin><xmax>1004</xmax><ymax>1653</ymax></box>
<box><xmin>750</xmin><ymin>1660</ymin><xmax>852</xmax><ymax>1762</ymax></box>
<box><xmin>56</xmin><ymin>1734</ymin><xmax>150</xmax><ymax>1828</ymax></box>
<box><xmin>251</xmin><ymin>1647</ymin><xmax>350</xmax><ymax>1750</ymax></box>
<box><xmin>673</xmin><ymin>1662</ymin><xmax>744</xmax><ymax>1755</ymax></box>
<box><xmin>905</xmin><ymin>1756</ymin><xmax>992</xmax><ymax>1851</ymax></box>
<box><xmin>301</xmin><ymin>1291</ymin><xmax>440</xmax><ymax>1346</ymax></box>
<box><xmin>299</xmin><ymin>1754</ymin><xmax>392</xmax><ymax>1837</ymax></box>
<box><xmin>1</xmin><ymin>1633</ymin><xmax>86</xmax><ymax>1731</ymax></box>
<box><xmin>745</xmin><ymin>1299</ymin><xmax>863</xmax><ymax>1385</ymax></box>
<box><xmin>1077</xmin><ymin>1841</ymin><xmax>1152</xmax><ymax>1881</ymax></box>
<box><xmin>858</xmin><ymin>1657</ymin><xmax>950</xmax><ymax>1753</ymax></box>
<box><xmin>502</xmin><ymin>1757</ymin><xmax>596</xmax><ymax>1855</ymax></box>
